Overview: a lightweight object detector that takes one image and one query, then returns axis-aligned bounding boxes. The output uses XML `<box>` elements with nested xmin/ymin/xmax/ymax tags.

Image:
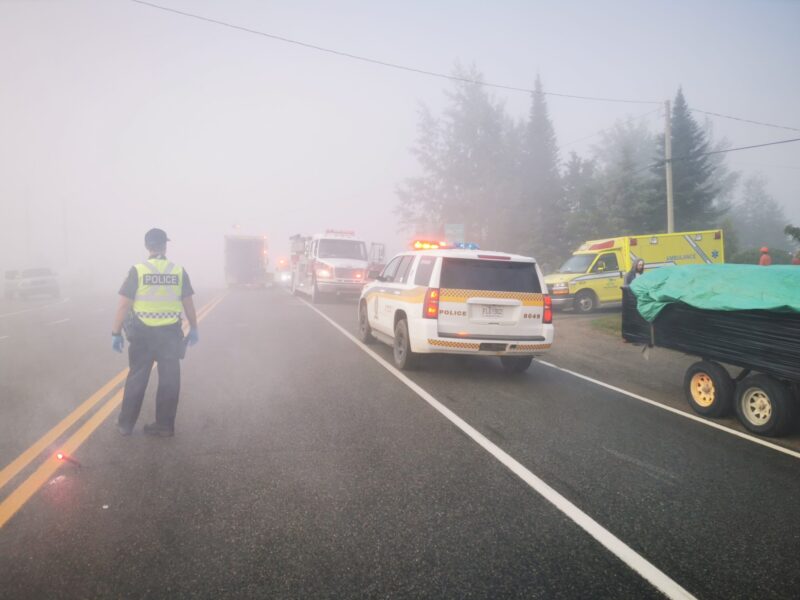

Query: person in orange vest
<box><xmin>792</xmin><ymin>250</ymin><xmax>800</xmax><ymax>265</ymax></box>
<box><xmin>759</xmin><ymin>247</ymin><xmax>772</xmax><ymax>266</ymax></box>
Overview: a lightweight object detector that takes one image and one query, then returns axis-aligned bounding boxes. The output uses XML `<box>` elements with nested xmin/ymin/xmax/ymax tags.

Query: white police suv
<box><xmin>357</xmin><ymin>241</ymin><xmax>554</xmax><ymax>372</ymax></box>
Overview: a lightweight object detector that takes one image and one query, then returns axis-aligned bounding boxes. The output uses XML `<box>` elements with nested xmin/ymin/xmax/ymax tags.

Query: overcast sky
<box><xmin>1</xmin><ymin>0</ymin><xmax>798</xmax><ymax>287</ymax></box>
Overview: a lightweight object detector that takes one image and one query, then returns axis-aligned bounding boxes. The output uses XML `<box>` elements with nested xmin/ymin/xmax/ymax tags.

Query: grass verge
<box><xmin>590</xmin><ymin>314</ymin><xmax>621</xmax><ymax>336</ymax></box>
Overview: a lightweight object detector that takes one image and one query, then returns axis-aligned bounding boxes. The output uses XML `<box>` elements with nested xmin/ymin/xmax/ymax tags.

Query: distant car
<box><xmin>4</xmin><ymin>268</ymin><xmax>60</xmax><ymax>300</ymax></box>
<box><xmin>357</xmin><ymin>243</ymin><xmax>554</xmax><ymax>372</ymax></box>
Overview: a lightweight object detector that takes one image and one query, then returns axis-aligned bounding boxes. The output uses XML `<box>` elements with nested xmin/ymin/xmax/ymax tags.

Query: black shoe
<box><xmin>143</xmin><ymin>423</ymin><xmax>174</xmax><ymax>437</ymax></box>
<box><xmin>117</xmin><ymin>423</ymin><xmax>133</xmax><ymax>436</ymax></box>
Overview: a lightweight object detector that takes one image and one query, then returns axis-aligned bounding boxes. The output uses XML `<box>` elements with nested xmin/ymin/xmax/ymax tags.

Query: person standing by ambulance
<box><xmin>111</xmin><ymin>228</ymin><xmax>198</xmax><ymax>436</ymax></box>
<box><xmin>759</xmin><ymin>247</ymin><xmax>772</xmax><ymax>266</ymax></box>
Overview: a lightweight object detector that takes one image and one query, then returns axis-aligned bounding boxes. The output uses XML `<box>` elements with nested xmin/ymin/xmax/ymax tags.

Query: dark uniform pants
<box><xmin>118</xmin><ymin>322</ymin><xmax>183</xmax><ymax>431</ymax></box>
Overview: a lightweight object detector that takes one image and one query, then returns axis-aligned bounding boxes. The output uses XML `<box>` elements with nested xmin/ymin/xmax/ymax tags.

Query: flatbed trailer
<box><xmin>622</xmin><ymin>287</ymin><xmax>800</xmax><ymax>437</ymax></box>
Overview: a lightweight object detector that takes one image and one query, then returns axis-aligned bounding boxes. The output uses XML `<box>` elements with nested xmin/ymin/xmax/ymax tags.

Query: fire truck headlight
<box><xmin>316</xmin><ymin>267</ymin><xmax>332</xmax><ymax>279</ymax></box>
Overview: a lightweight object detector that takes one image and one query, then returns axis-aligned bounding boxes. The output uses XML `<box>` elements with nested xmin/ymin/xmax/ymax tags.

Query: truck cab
<box><xmin>291</xmin><ymin>230</ymin><xmax>369</xmax><ymax>303</ymax></box>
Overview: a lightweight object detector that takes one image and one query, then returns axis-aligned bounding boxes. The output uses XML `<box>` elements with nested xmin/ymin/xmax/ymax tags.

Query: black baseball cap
<box><xmin>144</xmin><ymin>228</ymin><xmax>170</xmax><ymax>248</ymax></box>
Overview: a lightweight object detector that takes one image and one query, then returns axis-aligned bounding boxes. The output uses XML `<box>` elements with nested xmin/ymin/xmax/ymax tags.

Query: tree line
<box><xmin>396</xmin><ymin>66</ymin><xmax>795</xmax><ymax>270</ymax></box>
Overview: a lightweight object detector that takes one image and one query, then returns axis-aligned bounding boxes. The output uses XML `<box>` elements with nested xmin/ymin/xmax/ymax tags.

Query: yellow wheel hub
<box><xmin>690</xmin><ymin>373</ymin><xmax>716</xmax><ymax>407</ymax></box>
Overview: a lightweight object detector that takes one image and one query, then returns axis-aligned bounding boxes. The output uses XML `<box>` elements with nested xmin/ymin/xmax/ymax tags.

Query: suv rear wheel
<box><xmin>500</xmin><ymin>356</ymin><xmax>533</xmax><ymax>373</ymax></box>
<box><xmin>393</xmin><ymin>319</ymin><xmax>419</xmax><ymax>370</ymax></box>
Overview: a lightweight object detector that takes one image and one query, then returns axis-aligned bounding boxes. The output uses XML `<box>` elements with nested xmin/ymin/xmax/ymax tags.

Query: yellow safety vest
<box><xmin>132</xmin><ymin>259</ymin><xmax>184</xmax><ymax>327</ymax></box>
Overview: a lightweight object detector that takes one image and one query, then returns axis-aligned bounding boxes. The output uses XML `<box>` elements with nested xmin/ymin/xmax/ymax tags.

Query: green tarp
<box><xmin>629</xmin><ymin>264</ymin><xmax>800</xmax><ymax>321</ymax></box>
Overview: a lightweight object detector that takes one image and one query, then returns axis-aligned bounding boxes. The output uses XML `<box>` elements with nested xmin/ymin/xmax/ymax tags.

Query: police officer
<box><xmin>111</xmin><ymin>228</ymin><xmax>198</xmax><ymax>436</ymax></box>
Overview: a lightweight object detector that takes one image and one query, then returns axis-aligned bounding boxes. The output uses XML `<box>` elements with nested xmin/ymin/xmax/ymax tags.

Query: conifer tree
<box><xmin>521</xmin><ymin>76</ymin><xmax>565</xmax><ymax>267</ymax></box>
<box><xmin>652</xmin><ymin>88</ymin><xmax>725</xmax><ymax>230</ymax></box>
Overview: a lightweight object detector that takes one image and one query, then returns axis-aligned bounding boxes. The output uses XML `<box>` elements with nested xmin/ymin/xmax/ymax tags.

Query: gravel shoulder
<box><xmin>548</xmin><ymin>308</ymin><xmax>800</xmax><ymax>451</ymax></box>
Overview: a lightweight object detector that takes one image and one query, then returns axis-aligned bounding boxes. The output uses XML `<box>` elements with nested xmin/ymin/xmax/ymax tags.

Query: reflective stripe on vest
<box><xmin>133</xmin><ymin>259</ymin><xmax>183</xmax><ymax>326</ymax></box>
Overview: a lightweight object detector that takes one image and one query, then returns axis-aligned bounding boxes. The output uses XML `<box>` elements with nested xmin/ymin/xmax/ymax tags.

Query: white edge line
<box><xmin>47</xmin><ymin>318</ymin><xmax>71</xmax><ymax>325</ymax></box>
<box><xmin>299</xmin><ymin>298</ymin><xmax>696</xmax><ymax>600</ymax></box>
<box><xmin>538</xmin><ymin>360</ymin><xmax>800</xmax><ymax>461</ymax></box>
<box><xmin>0</xmin><ymin>297</ymin><xmax>70</xmax><ymax>319</ymax></box>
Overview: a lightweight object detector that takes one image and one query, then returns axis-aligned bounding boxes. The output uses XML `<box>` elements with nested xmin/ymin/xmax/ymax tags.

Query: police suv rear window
<box><xmin>440</xmin><ymin>258</ymin><xmax>541</xmax><ymax>293</ymax></box>
<box><xmin>414</xmin><ymin>256</ymin><xmax>436</xmax><ymax>286</ymax></box>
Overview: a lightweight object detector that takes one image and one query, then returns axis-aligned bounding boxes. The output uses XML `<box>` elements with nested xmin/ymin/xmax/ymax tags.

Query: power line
<box><xmin>651</xmin><ymin>137</ymin><xmax>800</xmax><ymax>167</ymax></box>
<box><xmin>129</xmin><ymin>0</ymin><xmax>661</xmax><ymax>105</ymax></box>
<box><xmin>691</xmin><ymin>108</ymin><xmax>800</xmax><ymax>133</ymax></box>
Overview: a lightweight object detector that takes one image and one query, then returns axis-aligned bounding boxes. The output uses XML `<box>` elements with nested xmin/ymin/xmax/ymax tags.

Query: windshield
<box><xmin>318</xmin><ymin>239</ymin><xmax>367</xmax><ymax>260</ymax></box>
<box><xmin>441</xmin><ymin>258</ymin><xmax>541</xmax><ymax>293</ymax></box>
<box><xmin>557</xmin><ymin>254</ymin><xmax>597</xmax><ymax>274</ymax></box>
<box><xmin>21</xmin><ymin>268</ymin><xmax>53</xmax><ymax>278</ymax></box>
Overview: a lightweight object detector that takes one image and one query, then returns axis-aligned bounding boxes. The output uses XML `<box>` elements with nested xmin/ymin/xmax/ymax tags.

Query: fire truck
<box><xmin>289</xmin><ymin>230</ymin><xmax>371</xmax><ymax>303</ymax></box>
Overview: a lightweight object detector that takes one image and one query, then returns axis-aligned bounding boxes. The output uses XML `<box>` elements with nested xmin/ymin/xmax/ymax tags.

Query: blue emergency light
<box><xmin>453</xmin><ymin>242</ymin><xmax>480</xmax><ymax>250</ymax></box>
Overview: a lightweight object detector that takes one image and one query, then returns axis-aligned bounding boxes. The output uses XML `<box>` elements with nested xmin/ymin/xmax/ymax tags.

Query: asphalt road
<box><xmin>1</xmin><ymin>288</ymin><xmax>799</xmax><ymax>599</ymax></box>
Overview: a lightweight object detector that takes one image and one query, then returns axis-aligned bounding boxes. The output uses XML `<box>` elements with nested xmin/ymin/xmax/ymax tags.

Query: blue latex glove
<box><xmin>186</xmin><ymin>328</ymin><xmax>199</xmax><ymax>346</ymax></box>
<box><xmin>112</xmin><ymin>334</ymin><xmax>124</xmax><ymax>353</ymax></box>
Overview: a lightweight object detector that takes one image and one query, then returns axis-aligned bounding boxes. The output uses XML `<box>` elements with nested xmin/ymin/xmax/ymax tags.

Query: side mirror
<box><xmin>368</xmin><ymin>270</ymin><xmax>383</xmax><ymax>280</ymax></box>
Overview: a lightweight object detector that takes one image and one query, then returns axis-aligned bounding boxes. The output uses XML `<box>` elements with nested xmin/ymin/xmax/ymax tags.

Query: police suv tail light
<box><xmin>543</xmin><ymin>295</ymin><xmax>553</xmax><ymax>324</ymax></box>
<box><xmin>423</xmin><ymin>288</ymin><xmax>440</xmax><ymax>319</ymax></box>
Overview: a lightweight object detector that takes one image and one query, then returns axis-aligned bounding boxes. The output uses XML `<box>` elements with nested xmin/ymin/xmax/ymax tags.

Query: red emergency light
<box><xmin>413</xmin><ymin>240</ymin><xmax>440</xmax><ymax>250</ymax></box>
<box><xmin>588</xmin><ymin>240</ymin><xmax>615</xmax><ymax>251</ymax></box>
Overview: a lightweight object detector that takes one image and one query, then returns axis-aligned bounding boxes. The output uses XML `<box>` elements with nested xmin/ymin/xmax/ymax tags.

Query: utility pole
<box><xmin>664</xmin><ymin>99</ymin><xmax>675</xmax><ymax>233</ymax></box>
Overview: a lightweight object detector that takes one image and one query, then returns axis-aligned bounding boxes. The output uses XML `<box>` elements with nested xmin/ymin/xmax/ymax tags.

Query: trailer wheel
<box><xmin>683</xmin><ymin>361</ymin><xmax>733</xmax><ymax>417</ymax></box>
<box><xmin>735</xmin><ymin>375</ymin><xmax>795</xmax><ymax>437</ymax></box>
<box><xmin>574</xmin><ymin>290</ymin><xmax>597</xmax><ymax>314</ymax></box>
<box><xmin>357</xmin><ymin>301</ymin><xmax>374</xmax><ymax>344</ymax></box>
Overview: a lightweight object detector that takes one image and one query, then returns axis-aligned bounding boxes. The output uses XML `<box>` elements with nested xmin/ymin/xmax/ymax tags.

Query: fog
<box><xmin>2</xmin><ymin>0</ymin><xmax>799</xmax><ymax>291</ymax></box>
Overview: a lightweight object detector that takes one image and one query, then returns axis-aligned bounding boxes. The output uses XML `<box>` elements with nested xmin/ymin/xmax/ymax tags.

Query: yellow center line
<box><xmin>0</xmin><ymin>292</ymin><xmax>224</xmax><ymax>494</ymax></box>
<box><xmin>0</xmin><ymin>291</ymin><xmax>226</xmax><ymax>529</ymax></box>
<box><xmin>0</xmin><ymin>369</ymin><xmax>129</xmax><ymax>491</ymax></box>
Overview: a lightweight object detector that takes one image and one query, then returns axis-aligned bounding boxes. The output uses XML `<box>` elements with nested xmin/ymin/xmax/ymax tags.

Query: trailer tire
<box><xmin>357</xmin><ymin>301</ymin><xmax>375</xmax><ymax>344</ymax></box>
<box><xmin>574</xmin><ymin>290</ymin><xmax>597</xmax><ymax>314</ymax></box>
<box><xmin>735</xmin><ymin>374</ymin><xmax>795</xmax><ymax>437</ymax></box>
<box><xmin>683</xmin><ymin>361</ymin><xmax>733</xmax><ymax>417</ymax></box>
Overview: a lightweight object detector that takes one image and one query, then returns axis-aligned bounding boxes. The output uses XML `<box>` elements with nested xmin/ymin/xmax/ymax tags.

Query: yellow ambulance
<box><xmin>544</xmin><ymin>230</ymin><xmax>724</xmax><ymax>313</ymax></box>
